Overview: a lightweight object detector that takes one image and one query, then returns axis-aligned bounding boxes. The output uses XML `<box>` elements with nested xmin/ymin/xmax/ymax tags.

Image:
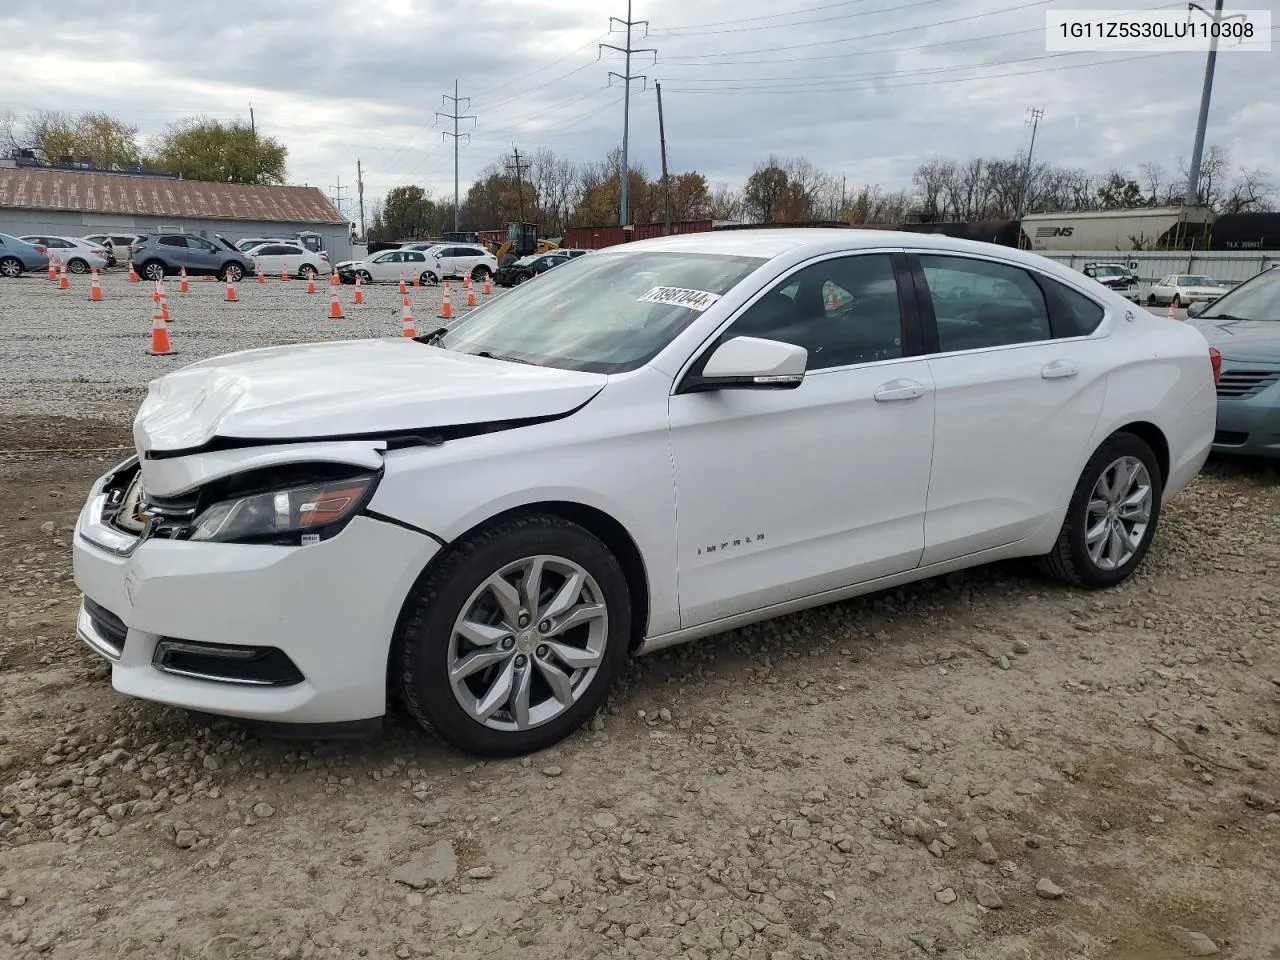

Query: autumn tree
<box><xmin>147</xmin><ymin>116</ymin><xmax>287</xmax><ymax>184</ymax></box>
<box><xmin>7</xmin><ymin>109</ymin><xmax>142</xmax><ymax>168</ymax></box>
<box><xmin>371</xmin><ymin>185</ymin><xmax>451</xmax><ymax>241</ymax></box>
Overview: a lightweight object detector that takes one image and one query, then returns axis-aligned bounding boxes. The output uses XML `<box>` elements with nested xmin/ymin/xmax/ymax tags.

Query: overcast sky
<box><xmin>4</xmin><ymin>0</ymin><xmax>1277</xmax><ymax>222</ymax></box>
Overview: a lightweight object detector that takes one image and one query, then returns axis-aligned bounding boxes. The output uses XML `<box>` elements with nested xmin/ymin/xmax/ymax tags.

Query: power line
<box><xmin>653</xmin><ymin>0</ymin><xmax>944</xmax><ymax>36</ymax></box>
<box><xmin>658</xmin><ymin>0</ymin><xmax>1059</xmax><ymax>59</ymax></box>
<box><xmin>659</xmin><ymin>49</ymin><xmax>1175</xmax><ymax>94</ymax></box>
<box><xmin>659</xmin><ymin>0</ymin><xmax>877</xmax><ymax>31</ymax></box>
<box><xmin>328</xmin><ymin>173</ymin><xmax>349</xmax><ymax>220</ymax></box>
<box><xmin>435</xmin><ymin>80</ymin><xmax>476</xmax><ymax>232</ymax></box>
<box><xmin>600</xmin><ymin>0</ymin><xmax>657</xmax><ymax>227</ymax></box>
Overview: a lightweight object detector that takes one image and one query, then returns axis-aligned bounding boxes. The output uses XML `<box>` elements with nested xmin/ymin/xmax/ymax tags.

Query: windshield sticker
<box><xmin>637</xmin><ymin>286</ymin><xmax>722</xmax><ymax>311</ymax></box>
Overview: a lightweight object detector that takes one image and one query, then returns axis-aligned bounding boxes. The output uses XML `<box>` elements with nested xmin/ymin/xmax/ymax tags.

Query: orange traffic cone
<box><xmin>466</xmin><ymin>286</ymin><xmax>477</xmax><ymax>307</ymax></box>
<box><xmin>306</xmin><ymin>275</ymin><xmax>316</xmax><ymax>293</ymax></box>
<box><xmin>401</xmin><ymin>300</ymin><xmax>416</xmax><ymax>338</ymax></box>
<box><xmin>146</xmin><ymin>303</ymin><xmax>175</xmax><ymax>356</ymax></box>
<box><xmin>464</xmin><ymin>274</ymin><xmax>472</xmax><ymax>290</ymax></box>
<box><xmin>160</xmin><ymin>287</ymin><xmax>170</xmax><ymax>322</ymax></box>
<box><xmin>398</xmin><ymin>271</ymin><xmax>407</xmax><ymax>294</ymax></box>
<box><xmin>257</xmin><ymin>267</ymin><xmax>266</xmax><ymax>284</ymax></box>
<box><xmin>483</xmin><ymin>275</ymin><xmax>492</xmax><ymax>295</ymax></box>
<box><xmin>128</xmin><ymin>264</ymin><xmax>139</xmax><ymax>283</ymax></box>
<box><xmin>88</xmin><ymin>268</ymin><xmax>104</xmax><ymax>302</ymax></box>
<box><xmin>281</xmin><ymin>266</ymin><xmax>290</xmax><ymax>281</ymax></box>
<box><xmin>353</xmin><ymin>274</ymin><xmax>365</xmax><ymax>305</ymax></box>
<box><xmin>1167</xmin><ymin>299</ymin><xmax>1177</xmax><ymax>319</ymax></box>
<box><xmin>438</xmin><ymin>283</ymin><xmax>453</xmax><ymax>319</ymax></box>
<box><xmin>58</xmin><ymin>262</ymin><xmax>70</xmax><ymax>289</ymax></box>
<box><xmin>328</xmin><ymin>287</ymin><xmax>344</xmax><ymax>318</ymax></box>
<box><xmin>178</xmin><ymin>267</ymin><xmax>189</xmax><ymax>293</ymax></box>
<box><xmin>48</xmin><ymin>259</ymin><xmax>58</xmax><ymax>281</ymax></box>
<box><xmin>225</xmin><ymin>276</ymin><xmax>238</xmax><ymax>302</ymax></box>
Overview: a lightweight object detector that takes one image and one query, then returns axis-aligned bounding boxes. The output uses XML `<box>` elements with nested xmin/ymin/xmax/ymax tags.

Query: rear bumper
<box><xmin>1212</xmin><ymin>396</ymin><xmax>1280</xmax><ymax>459</ymax></box>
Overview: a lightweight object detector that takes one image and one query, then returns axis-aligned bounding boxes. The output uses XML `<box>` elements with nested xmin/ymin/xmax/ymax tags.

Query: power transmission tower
<box><xmin>600</xmin><ymin>1</ymin><xmax>657</xmax><ymax>228</ymax></box>
<box><xmin>436</xmin><ymin>80</ymin><xmax>476</xmax><ymax>232</ymax></box>
<box><xmin>1015</xmin><ymin>106</ymin><xmax>1043</xmax><ymax>226</ymax></box>
<box><xmin>329</xmin><ymin>173</ymin><xmax>349</xmax><ymax>221</ymax></box>
<box><xmin>356</xmin><ymin>159</ymin><xmax>366</xmax><ymax>240</ymax></box>
<box><xmin>506</xmin><ymin>146</ymin><xmax>531</xmax><ymax>221</ymax></box>
<box><xmin>655</xmin><ymin>82</ymin><xmax>672</xmax><ymax>235</ymax></box>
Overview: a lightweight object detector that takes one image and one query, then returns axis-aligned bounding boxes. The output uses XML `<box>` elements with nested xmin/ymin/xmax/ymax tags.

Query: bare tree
<box><xmin>912</xmin><ymin>158</ymin><xmax>955</xmax><ymax>220</ymax></box>
<box><xmin>708</xmin><ymin>183</ymin><xmax>743</xmax><ymax>221</ymax></box>
<box><xmin>1223</xmin><ymin>166</ymin><xmax>1275</xmax><ymax>214</ymax></box>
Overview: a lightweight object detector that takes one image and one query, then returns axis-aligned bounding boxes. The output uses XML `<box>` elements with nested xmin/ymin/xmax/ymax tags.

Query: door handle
<box><xmin>1041</xmin><ymin>360</ymin><xmax>1078</xmax><ymax>380</ymax></box>
<box><xmin>873</xmin><ymin>379</ymin><xmax>927</xmax><ymax>402</ymax></box>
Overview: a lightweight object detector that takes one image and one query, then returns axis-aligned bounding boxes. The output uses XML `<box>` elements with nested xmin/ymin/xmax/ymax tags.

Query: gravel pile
<box><xmin>0</xmin><ymin>271</ymin><xmax>500</xmax><ymax>421</ymax></box>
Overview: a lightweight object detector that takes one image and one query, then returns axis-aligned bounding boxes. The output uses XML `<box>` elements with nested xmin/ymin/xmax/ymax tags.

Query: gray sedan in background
<box><xmin>0</xmin><ymin>233</ymin><xmax>51</xmax><ymax>278</ymax></box>
<box><xmin>1188</xmin><ymin>267</ymin><xmax>1280</xmax><ymax>459</ymax></box>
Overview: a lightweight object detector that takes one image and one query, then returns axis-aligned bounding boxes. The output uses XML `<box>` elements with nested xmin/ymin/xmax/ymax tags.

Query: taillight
<box><xmin>34</xmin><ymin>245</ymin><xmax>46</xmax><ymax>253</ymax></box>
<box><xmin>1209</xmin><ymin>347</ymin><xmax>1222</xmax><ymax>385</ymax></box>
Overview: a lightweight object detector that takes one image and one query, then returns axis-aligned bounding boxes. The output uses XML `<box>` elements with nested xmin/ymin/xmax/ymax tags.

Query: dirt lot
<box><xmin>1</xmin><ymin>276</ymin><xmax>1277</xmax><ymax>960</ymax></box>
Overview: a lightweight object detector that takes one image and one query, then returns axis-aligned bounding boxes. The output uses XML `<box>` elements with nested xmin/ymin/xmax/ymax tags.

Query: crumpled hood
<box><xmin>1186</xmin><ymin>317</ymin><xmax>1280</xmax><ymax>363</ymax></box>
<box><xmin>133</xmin><ymin>338</ymin><xmax>607</xmax><ymax>454</ymax></box>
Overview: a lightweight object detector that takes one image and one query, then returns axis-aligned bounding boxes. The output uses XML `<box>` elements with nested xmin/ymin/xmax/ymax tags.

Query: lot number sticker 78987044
<box><xmin>636</xmin><ymin>286</ymin><xmax>723</xmax><ymax>311</ymax></box>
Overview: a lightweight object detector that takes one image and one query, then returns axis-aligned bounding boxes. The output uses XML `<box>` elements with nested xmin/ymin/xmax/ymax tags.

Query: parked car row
<box><xmin>494</xmin><ymin>248</ymin><xmax>591</xmax><ymax>286</ymax></box>
<box><xmin>333</xmin><ymin>243</ymin><xmax>500</xmax><ymax>286</ymax></box>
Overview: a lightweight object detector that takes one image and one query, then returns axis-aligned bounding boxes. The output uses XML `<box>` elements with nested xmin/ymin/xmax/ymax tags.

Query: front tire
<box><xmin>141</xmin><ymin>260</ymin><xmax>166</xmax><ymax>282</ymax></box>
<box><xmin>222</xmin><ymin>263</ymin><xmax>244</xmax><ymax>282</ymax></box>
<box><xmin>396</xmin><ymin>514</ymin><xmax>632</xmax><ymax>757</ymax></box>
<box><xmin>1171</xmin><ymin>294</ymin><xmax>1182</xmax><ymax>309</ymax></box>
<box><xmin>1038</xmin><ymin>432</ymin><xmax>1163</xmax><ymax>588</ymax></box>
<box><xmin>0</xmin><ymin>256</ymin><xmax>21</xmax><ymax>278</ymax></box>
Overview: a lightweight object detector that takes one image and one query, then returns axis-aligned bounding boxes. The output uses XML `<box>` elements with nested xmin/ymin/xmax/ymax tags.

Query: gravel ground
<box><xmin>0</xmin><ymin>269</ymin><xmax>501</xmax><ymax>423</ymax></box>
<box><xmin>1</xmin><ymin>272</ymin><xmax>1276</xmax><ymax>960</ymax></box>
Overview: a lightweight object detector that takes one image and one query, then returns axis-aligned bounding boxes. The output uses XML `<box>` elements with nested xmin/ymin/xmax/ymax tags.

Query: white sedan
<box><xmin>71</xmin><ymin>229</ymin><xmax>1217</xmax><ymax>756</ymax></box>
<box><xmin>20</xmin><ymin>235</ymin><xmax>110</xmax><ymax>273</ymax></box>
<box><xmin>244</xmin><ymin>242</ymin><xmax>332</xmax><ymax>279</ymax></box>
<box><xmin>1146</xmin><ymin>274</ymin><xmax>1226</xmax><ymax>307</ymax></box>
<box><xmin>336</xmin><ymin>248</ymin><xmax>443</xmax><ymax>285</ymax></box>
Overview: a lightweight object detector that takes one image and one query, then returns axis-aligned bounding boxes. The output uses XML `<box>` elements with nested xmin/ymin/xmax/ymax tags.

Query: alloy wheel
<box><xmin>447</xmin><ymin>555</ymin><xmax>608</xmax><ymax>732</ymax></box>
<box><xmin>0</xmin><ymin>258</ymin><xmax>20</xmax><ymax>278</ymax></box>
<box><xmin>1085</xmin><ymin>455</ymin><xmax>1152</xmax><ymax>571</ymax></box>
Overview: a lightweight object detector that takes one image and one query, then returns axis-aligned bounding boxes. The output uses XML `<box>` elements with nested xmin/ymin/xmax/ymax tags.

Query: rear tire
<box><xmin>67</xmin><ymin>258</ymin><xmax>89</xmax><ymax>274</ymax></box>
<box><xmin>395</xmin><ymin>514</ymin><xmax>632</xmax><ymax>757</ymax></box>
<box><xmin>300</xmin><ymin>264</ymin><xmax>318</xmax><ymax>280</ymax></box>
<box><xmin>471</xmin><ymin>265</ymin><xmax>491</xmax><ymax>281</ymax></box>
<box><xmin>420</xmin><ymin>271</ymin><xmax>439</xmax><ymax>285</ymax></box>
<box><xmin>1037</xmin><ymin>432</ymin><xmax>1163</xmax><ymax>588</ymax></box>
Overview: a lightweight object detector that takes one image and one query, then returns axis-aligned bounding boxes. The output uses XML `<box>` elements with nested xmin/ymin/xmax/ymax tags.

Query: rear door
<box><xmin>157</xmin><ymin>235</ymin><xmax>192</xmax><ymax>269</ymax></box>
<box><xmin>907</xmin><ymin>250</ymin><xmax>1110</xmax><ymax>565</ymax></box>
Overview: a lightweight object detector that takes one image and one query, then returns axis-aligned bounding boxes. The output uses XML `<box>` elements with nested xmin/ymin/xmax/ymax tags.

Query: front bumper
<box><xmin>72</xmin><ymin>467</ymin><xmax>441</xmax><ymax>724</ymax></box>
<box><xmin>1212</xmin><ymin>365</ymin><xmax>1280</xmax><ymax>459</ymax></box>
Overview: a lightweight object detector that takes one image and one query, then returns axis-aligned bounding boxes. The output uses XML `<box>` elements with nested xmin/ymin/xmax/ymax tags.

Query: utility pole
<box><xmin>1184</xmin><ymin>0</ymin><xmax>1240</xmax><ymax>206</ymax></box>
<box><xmin>436</xmin><ymin>80</ymin><xmax>476</xmax><ymax>233</ymax></box>
<box><xmin>249</xmin><ymin>103</ymin><xmax>255</xmax><ymax>136</ymax></box>
<box><xmin>600</xmin><ymin>1</ymin><xmax>657</xmax><ymax>228</ymax></box>
<box><xmin>655</xmin><ymin>82</ymin><xmax>672</xmax><ymax>234</ymax></box>
<box><xmin>1015</xmin><ymin>106</ymin><xmax>1043</xmax><ymax>227</ymax></box>
<box><xmin>506</xmin><ymin>146</ymin><xmax>531</xmax><ymax>222</ymax></box>
<box><xmin>329</xmin><ymin>173</ymin><xmax>349</xmax><ymax>221</ymax></box>
<box><xmin>356</xmin><ymin>159</ymin><xmax>366</xmax><ymax>240</ymax></box>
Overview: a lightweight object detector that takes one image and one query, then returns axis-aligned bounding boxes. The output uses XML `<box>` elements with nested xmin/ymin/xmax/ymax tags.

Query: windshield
<box><xmin>1198</xmin><ymin>268</ymin><xmax>1280</xmax><ymax>322</ymax></box>
<box><xmin>1093</xmin><ymin>266</ymin><xmax>1125</xmax><ymax>277</ymax></box>
<box><xmin>437</xmin><ymin>249</ymin><xmax>768</xmax><ymax>373</ymax></box>
<box><xmin>1179</xmin><ymin>275</ymin><xmax>1218</xmax><ymax>286</ymax></box>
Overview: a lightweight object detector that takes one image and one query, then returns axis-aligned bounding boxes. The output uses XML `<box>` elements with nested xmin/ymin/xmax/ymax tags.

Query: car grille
<box><xmin>1216</xmin><ymin>369</ymin><xmax>1280</xmax><ymax>399</ymax></box>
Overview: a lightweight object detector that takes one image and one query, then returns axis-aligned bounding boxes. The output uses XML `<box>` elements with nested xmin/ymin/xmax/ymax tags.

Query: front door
<box><xmin>908</xmin><ymin>251</ymin><xmax>1110</xmax><ymax>565</ymax></box>
<box><xmin>668</xmin><ymin>251</ymin><xmax>936</xmax><ymax>628</ymax></box>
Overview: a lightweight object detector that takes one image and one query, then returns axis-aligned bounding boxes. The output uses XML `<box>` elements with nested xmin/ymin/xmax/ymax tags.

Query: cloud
<box><xmin>3</xmin><ymin>0</ymin><xmax>1275</xmax><ymax>220</ymax></box>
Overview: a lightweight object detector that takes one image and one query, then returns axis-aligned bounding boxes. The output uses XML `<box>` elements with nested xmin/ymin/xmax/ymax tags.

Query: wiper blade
<box><xmin>474</xmin><ymin>351</ymin><xmax>534</xmax><ymax>365</ymax></box>
<box><xmin>413</xmin><ymin>326</ymin><xmax>449</xmax><ymax>346</ymax></box>
<box><xmin>1197</xmin><ymin>313</ymin><xmax>1253</xmax><ymax>323</ymax></box>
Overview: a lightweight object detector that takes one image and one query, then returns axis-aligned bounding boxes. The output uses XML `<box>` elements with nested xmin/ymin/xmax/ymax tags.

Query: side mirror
<box><xmin>681</xmin><ymin>337</ymin><xmax>808</xmax><ymax>393</ymax></box>
<box><xmin>1186</xmin><ymin>301</ymin><xmax>1207</xmax><ymax>318</ymax></box>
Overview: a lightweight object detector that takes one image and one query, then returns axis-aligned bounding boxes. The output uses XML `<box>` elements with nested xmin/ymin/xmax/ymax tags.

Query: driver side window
<box><xmin>717</xmin><ymin>254</ymin><xmax>904</xmax><ymax>371</ymax></box>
